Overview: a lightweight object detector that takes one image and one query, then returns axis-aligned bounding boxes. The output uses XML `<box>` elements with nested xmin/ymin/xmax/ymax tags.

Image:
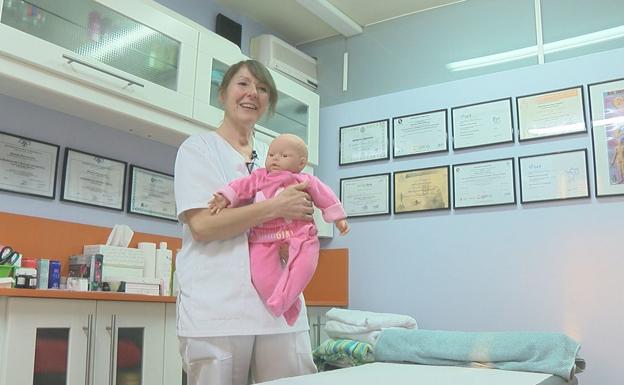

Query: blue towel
<box><xmin>374</xmin><ymin>329</ymin><xmax>581</xmax><ymax>380</ymax></box>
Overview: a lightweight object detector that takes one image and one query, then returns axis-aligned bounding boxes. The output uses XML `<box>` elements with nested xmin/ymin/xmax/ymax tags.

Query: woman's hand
<box><xmin>272</xmin><ymin>181</ymin><xmax>314</xmax><ymax>220</ymax></box>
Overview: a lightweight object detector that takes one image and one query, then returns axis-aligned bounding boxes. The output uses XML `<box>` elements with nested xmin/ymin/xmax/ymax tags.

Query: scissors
<box><xmin>0</xmin><ymin>246</ymin><xmax>20</xmax><ymax>265</ymax></box>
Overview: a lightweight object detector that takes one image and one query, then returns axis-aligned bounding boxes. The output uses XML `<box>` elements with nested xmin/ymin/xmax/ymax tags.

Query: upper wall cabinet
<box><xmin>0</xmin><ymin>0</ymin><xmax>198</xmax><ymax>117</ymax></box>
<box><xmin>193</xmin><ymin>32</ymin><xmax>320</xmax><ymax>165</ymax></box>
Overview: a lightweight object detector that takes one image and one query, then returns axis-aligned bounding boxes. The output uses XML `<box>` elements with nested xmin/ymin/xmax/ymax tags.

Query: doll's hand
<box><xmin>208</xmin><ymin>193</ymin><xmax>230</xmax><ymax>214</ymax></box>
<box><xmin>335</xmin><ymin>219</ymin><xmax>350</xmax><ymax>235</ymax></box>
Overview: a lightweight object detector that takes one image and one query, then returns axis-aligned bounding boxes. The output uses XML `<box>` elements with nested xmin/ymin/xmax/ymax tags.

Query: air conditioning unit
<box><xmin>250</xmin><ymin>34</ymin><xmax>318</xmax><ymax>90</ymax></box>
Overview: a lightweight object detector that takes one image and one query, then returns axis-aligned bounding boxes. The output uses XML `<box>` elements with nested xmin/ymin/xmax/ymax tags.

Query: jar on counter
<box><xmin>15</xmin><ymin>267</ymin><xmax>37</xmax><ymax>289</ymax></box>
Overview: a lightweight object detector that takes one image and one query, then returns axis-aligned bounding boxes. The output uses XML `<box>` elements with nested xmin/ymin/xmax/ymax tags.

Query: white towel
<box><xmin>324</xmin><ymin>320</ymin><xmax>382</xmax><ymax>345</ymax></box>
<box><xmin>326</xmin><ymin>308</ymin><xmax>418</xmax><ymax>330</ymax></box>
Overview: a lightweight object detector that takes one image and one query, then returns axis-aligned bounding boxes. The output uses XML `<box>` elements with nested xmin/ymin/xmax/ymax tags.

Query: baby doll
<box><xmin>210</xmin><ymin>134</ymin><xmax>349</xmax><ymax>325</ymax></box>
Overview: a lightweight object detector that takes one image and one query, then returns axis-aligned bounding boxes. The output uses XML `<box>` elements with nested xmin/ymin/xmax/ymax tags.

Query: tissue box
<box><xmin>83</xmin><ymin>245</ymin><xmax>144</xmax><ymax>281</ymax></box>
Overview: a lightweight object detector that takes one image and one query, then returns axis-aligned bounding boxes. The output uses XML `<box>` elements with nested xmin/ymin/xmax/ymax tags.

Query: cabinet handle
<box><xmin>62</xmin><ymin>54</ymin><xmax>145</xmax><ymax>88</ymax></box>
<box><xmin>106</xmin><ymin>315</ymin><xmax>118</xmax><ymax>385</ymax></box>
<box><xmin>83</xmin><ymin>314</ymin><xmax>94</xmax><ymax>385</ymax></box>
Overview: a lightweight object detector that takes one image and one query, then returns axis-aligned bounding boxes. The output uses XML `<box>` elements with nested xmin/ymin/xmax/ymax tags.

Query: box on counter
<box><xmin>68</xmin><ymin>254</ymin><xmax>103</xmax><ymax>291</ymax></box>
<box><xmin>83</xmin><ymin>245</ymin><xmax>144</xmax><ymax>281</ymax></box>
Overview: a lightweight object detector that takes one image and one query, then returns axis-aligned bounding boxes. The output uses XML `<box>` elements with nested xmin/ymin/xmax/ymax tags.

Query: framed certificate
<box><xmin>61</xmin><ymin>148</ymin><xmax>127</xmax><ymax>210</ymax></box>
<box><xmin>451</xmin><ymin>98</ymin><xmax>513</xmax><ymax>150</ymax></box>
<box><xmin>127</xmin><ymin>165</ymin><xmax>177</xmax><ymax>221</ymax></box>
<box><xmin>392</xmin><ymin>109</ymin><xmax>448</xmax><ymax>157</ymax></box>
<box><xmin>340</xmin><ymin>173</ymin><xmax>391</xmax><ymax>217</ymax></box>
<box><xmin>588</xmin><ymin>77</ymin><xmax>624</xmax><ymax>197</ymax></box>
<box><xmin>339</xmin><ymin>119</ymin><xmax>389</xmax><ymax>165</ymax></box>
<box><xmin>0</xmin><ymin>131</ymin><xmax>59</xmax><ymax>199</ymax></box>
<box><xmin>517</xmin><ymin>86</ymin><xmax>587</xmax><ymax>141</ymax></box>
<box><xmin>453</xmin><ymin>158</ymin><xmax>516</xmax><ymax>209</ymax></box>
<box><xmin>394</xmin><ymin>166</ymin><xmax>450</xmax><ymax>213</ymax></box>
<box><xmin>519</xmin><ymin>149</ymin><xmax>589</xmax><ymax>203</ymax></box>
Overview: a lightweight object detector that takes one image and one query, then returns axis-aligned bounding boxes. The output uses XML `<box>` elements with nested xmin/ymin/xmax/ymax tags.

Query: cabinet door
<box><xmin>163</xmin><ymin>303</ymin><xmax>184</xmax><ymax>385</ymax></box>
<box><xmin>0</xmin><ymin>0</ymin><xmax>198</xmax><ymax>117</ymax></box>
<box><xmin>3</xmin><ymin>298</ymin><xmax>96</xmax><ymax>385</ymax></box>
<box><xmin>93</xmin><ymin>301</ymin><xmax>166</xmax><ymax>385</ymax></box>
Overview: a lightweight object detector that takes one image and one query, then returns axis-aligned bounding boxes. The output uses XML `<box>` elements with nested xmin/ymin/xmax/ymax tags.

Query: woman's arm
<box><xmin>184</xmin><ymin>181</ymin><xmax>313</xmax><ymax>242</ymax></box>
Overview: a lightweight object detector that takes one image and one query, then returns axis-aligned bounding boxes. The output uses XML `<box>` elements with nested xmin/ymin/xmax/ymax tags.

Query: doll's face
<box><xmin>265</xmin><ymin>135</ymin><xmax>307</xmax><ymax>173</ymax></box>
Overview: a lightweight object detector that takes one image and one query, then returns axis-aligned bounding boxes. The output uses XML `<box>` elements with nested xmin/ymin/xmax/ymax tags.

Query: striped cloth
<box><xmin>313</xmin><ymin>338</ymin><xmax>375</xmax><ymax>369</ymax></box>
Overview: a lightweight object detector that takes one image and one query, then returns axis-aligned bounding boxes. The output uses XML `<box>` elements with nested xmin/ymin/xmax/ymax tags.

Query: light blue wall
<box><xmin>317</xmin><ymin>47</ymin><xmax>624</xmax><ymax>385</ymax></box>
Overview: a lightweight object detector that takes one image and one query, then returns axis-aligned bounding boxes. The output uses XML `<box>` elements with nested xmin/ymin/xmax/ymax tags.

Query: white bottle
<box><xmin>155</xmin><ymin>242</ymin><xmax>173</xmax><ymax>296</ymax></box>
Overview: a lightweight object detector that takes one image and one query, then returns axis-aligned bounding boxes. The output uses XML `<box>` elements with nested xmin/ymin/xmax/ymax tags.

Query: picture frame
<box><xmin>453</xmin><ymin>157</ymin><xmax>516</xmax><ymax>209</ymax></box>
<box><xmin>339</xmin><ymin>119</ymin><xmax>389</xmax><ymax>165</ymax></box>
<box><xmin>588</xmin><ymin>77</ymin><xmax>624</xmax><ymax>197</ymax></box>
<box><xmin>451</xmin><ymin>97</ymin><xmax>513</xmax><ymax>150</ymax></box>
<box><xmin>394</xmin><ymin>165</ymin><xmax>450</xmax><ymax>213</ymax></box>
<box><xmin>340</xmin><ymin>173</ymin><xmax>391</xmax><ymax>217</ymax></box>
<box><xmin>127</xmin><ymin>165</ymin><xmax>177</xmax><ymax>221</ymax></box>
<box><xmin>0</xmin><ymin>131</ymin><xmax>60</xmax><ymax>199</ymax></box>
<box><xmin>517</xmin><ymin>86</ymin><xmax>587</xmax><ymax>141</ymax></box>
<box><xmin>518</xmin><ymin>149</ymin><xmax>590</xmax><ymax>204</ymax></box>
<box><xmin>392</xmin><ymin>109</ymin><xmax>448</xmax><ymax>158</ymax></box>
<box><xmin>61</xmin><ymin>148</ymin><xmax>127</xmax><ymax>211</ymax></box>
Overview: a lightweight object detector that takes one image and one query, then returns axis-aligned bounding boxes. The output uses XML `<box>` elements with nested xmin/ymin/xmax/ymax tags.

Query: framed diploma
<box><xmin>127</xmin><ymin>165</ymin><xmax>177</xmax><ymax>221</ymax></box>
<box><xmin>519</xmin><ymin>149</ymin><xmax>589</xmax><ymax>203</ymax></box>
<box><xmin>517</xmin><ymin>86</ymin><xmax>587</xmax><ymax>141</ymax></box>
<box><xmin>588</xmin><ymin>77</ymin><xmax>624</xmax><ymax>197</ymax></box>
<box><xmin>61</xmin><ymin>148</ymin><xmax>127</xmax><ymax>210</ymax></box>
<box><xmin>392</xmin><ymin>109</ymin><xmax>448</xmax><ymax>157</ymax></box>
<box><xmin>339</xmin><ymin>119</ymin><xmax>389</xmax><ymax>165</ymax></box>
<box><xmin>453</xmin><ymin>158</ymin><xmax>516</xmax><ymax>209</ymax></box>
<box><xmin>451</xmin><ymin>98</ymin><xmax>513</xmax><ymax>150</ymax></box>
<box><xmin>340</xmin><ymin>173</ymin><xmax>391</xmax><ymax>217</ymax></box>
<box><xmin>394</xmin><ymin>165</ymin><xmax>450</xmax><ymax>213</ymax></box>
<box><xmin>0</xmin><ymin>131</ymin><xmax>59</xmax><ymax>199</ymax></box>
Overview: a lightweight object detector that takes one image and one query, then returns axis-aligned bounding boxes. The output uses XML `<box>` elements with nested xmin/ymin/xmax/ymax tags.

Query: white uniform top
<box><xmin>174</xmin><ymin>131</ymin><xmax>309</xmax><ymax>337</ymax></box>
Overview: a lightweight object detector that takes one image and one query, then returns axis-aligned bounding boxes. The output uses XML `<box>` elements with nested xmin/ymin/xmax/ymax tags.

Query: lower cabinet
<box><xmin>1</xmin><ymin>297</ymin><xmax>168</xmax><ymax>385</ymax></box>
<box><xmin>163</xmin><ymin>303</ymin><xmax>185</xmax><ymax>385</ymax></box>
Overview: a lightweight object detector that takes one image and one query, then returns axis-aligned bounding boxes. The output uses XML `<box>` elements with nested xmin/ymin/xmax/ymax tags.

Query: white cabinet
<box><xmin>0</xmin><ymin>297</ymin><xmax>166</xmax><ymax>385</ymax></box>
<box><xmin>0</xmin><ymin>0</ymin><xmax>198</xmax><ymax>118</ymax></box>
<box><xmin>163</xmin><ymin>303</ymin><xmax>184</xmax><ymax>385</ymax></box>
<box><xmin>193</xmin><ymin>31</ymin><xmax>320</xmax><ymax>165</ymax></box>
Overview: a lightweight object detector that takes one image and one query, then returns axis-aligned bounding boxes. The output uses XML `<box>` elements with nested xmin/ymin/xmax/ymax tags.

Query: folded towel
<box><xmin>325</xmin><ymin>320</ymin><xmax>381</xmax><ymax>345</ymax></box>
<box><xmin>326</xmin><ymin>308</ymin><xmax>418</xmax><ymax>330</ymax></box>
<box><xmin>313</xmin><ymin>338</ymin><xmax>374</xmax><ymax>366</ymax></box>
<box><xmin>374</xmin><ymin>329</ymin><xmax>581</xmax><ymax>381</ymax></box>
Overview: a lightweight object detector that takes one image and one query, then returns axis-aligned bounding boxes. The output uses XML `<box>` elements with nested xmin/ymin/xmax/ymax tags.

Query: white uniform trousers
<box><xmin>179</xmin><ymin>331</ymin><xmax>317</xmax><ymax>385</ymax></box>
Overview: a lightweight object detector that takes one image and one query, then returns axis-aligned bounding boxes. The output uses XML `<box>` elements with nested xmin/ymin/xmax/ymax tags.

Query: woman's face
<box><xmin>220</xmin><ymin>65</ymin><xmax>270</xmax><ymax>127</ymax></box>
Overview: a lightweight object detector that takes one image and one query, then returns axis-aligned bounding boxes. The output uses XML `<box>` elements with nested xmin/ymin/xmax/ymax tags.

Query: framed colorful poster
<box><xmin>394</xmin><ymin>166</ymin><xmax>450</xmax><ymax>213</ymax></box>
<box><xmin>517</xmin><ymin>86</ymin><xmax>587</xmax><ymax>141</ymax></box>
<box><xmin>0</xmin><ymin>131</ymin><xmax>59</xmax><ymax>199</ymax></box>
<box><xmin>588</xmin><ymin>77</ymin><xmax>624</xmax><ymax>197</ymax></box>
<box><xmin>392</xmin><ymin>109</ymin><xmax>448</xmax><ymax>157</ymax></box>
<box><xmin>339</xmin><ymin>119</ymin><xmax>389</xmax><ymax>165</ymax></box>
<box><xmin>451</xmin><ymin>98</ymin><xmax>513</xmax><ymax>150</ymax></box>
<box><xmin>453</xmin><ymin>158</ymin><xmax>516</xmax><ymax>209</ymax></box>
<box><xmin>61</xmin><ymin>148</ymin><xmax>127</xmax><ymax>210</ymax></box>
<box><xmin>340</xmin><ymin>173</ymin><xmax>391</xmax><ymax>217</ymax></box>
<box><xmin>518</xmin><ymin>149</ymin><xmax>589</xmax><ymax>203</ymax></box>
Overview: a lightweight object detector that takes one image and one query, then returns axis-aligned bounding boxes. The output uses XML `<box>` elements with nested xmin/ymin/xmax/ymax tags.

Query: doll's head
<box><xmin>265</xmin><ymin>134</ymin><xmax>308</xmax><ymax>173</ymax></box>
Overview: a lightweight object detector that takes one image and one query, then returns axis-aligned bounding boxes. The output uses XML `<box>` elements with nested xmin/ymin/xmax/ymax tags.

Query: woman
<box><xmin>174</xmin><ymin>60</ymin><xmax>318</xmax><ymax>385</ymax></box>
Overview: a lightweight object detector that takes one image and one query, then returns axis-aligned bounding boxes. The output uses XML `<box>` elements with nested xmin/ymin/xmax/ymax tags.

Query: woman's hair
<box><xmin>219</xmin><ymin>59</ymin><xmax>278</xmax><ymax>115</ymax></box>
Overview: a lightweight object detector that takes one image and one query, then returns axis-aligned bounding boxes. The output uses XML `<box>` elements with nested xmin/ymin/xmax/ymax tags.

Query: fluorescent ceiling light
<box><xmin>447</xmin><ymin>24</ymin><xmax>624</xmax><ymax>72</ymax></box>
<box><xmin>296</xmin><ymin>0</ymin><xmax>363</xmax><ymax>37</ymax></box>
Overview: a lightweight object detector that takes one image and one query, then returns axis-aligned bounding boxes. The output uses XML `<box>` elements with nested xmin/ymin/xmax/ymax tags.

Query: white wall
<box><xmin>317</xmin><ymin>47</ymin><xmax>624</xmax><ymax>385</ymax></box>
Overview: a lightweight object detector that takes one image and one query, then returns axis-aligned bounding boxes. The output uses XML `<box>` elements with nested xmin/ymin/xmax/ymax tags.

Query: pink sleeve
<box><xmin>218</xmin><ymin>169</ymin><xmax>264</xmax><ymax>207</ymax></box>
<box><xmin>302</xmin><ymin>174</ymin><xmax>346</xmax><ymax>222</ymax></box>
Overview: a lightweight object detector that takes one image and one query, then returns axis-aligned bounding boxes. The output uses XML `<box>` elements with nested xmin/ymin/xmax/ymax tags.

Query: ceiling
<box><xmin>216</xmin><ymin>0</ymin><xmax>465</xmax><ymax>46</ymax></box>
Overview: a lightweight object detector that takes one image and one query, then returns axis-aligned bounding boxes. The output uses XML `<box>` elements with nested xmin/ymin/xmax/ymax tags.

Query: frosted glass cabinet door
<box><xmin>0</xmin><ymin>0</ymin><xmax>198</xmax><ymax>117</ymax></box>
<box><xmin>3</xmin><ymin>298</ymin><xmax>95</xmax><ymax>385</ymax></box>
<box><xmin>93</xmin><ymin>301</ymin><xmax>165</xmax><ymax>385</ymax></box>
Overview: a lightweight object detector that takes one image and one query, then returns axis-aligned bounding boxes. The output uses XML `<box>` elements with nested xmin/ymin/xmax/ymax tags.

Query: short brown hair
<box><xmin>219</xmin><ymin>60</ymin><xmax>278</xmax><ymax>115</ymax></box>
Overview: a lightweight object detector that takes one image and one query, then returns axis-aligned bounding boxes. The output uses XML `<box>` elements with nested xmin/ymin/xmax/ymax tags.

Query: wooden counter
<box><xmin>0</xmin><ymin>288</ymin><xmax>176</xmax><ymax>303</ymax></box>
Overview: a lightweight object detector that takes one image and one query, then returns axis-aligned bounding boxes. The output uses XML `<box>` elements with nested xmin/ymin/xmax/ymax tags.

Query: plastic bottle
<box><xmin>155</xmin><ymin>242</ymin><xmax>173</xmax><ymax>296</ymax></box>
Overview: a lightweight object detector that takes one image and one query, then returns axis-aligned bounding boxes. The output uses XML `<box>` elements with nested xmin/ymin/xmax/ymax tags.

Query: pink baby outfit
<box><xmin>219</xmin><ymin>168</ymin><xmax>346</xmax><ymax>325</ymax></box>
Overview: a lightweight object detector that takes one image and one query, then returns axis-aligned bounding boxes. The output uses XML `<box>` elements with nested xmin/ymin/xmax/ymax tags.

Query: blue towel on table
<box><xmin>374</xmin><ymin>329</ymin><xmax>581</xmax><ymax>380</ymax></box>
